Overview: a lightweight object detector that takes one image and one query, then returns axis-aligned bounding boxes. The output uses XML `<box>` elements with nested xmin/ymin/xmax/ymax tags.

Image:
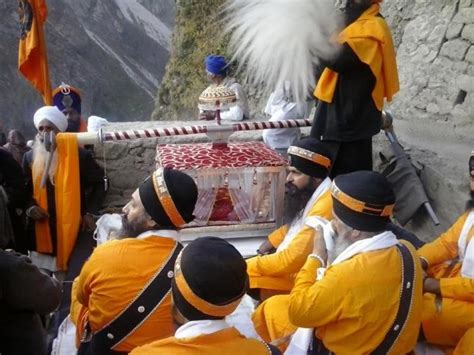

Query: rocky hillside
<box><xmin>156</xmin><ymin>0</ymin><xmax>474</xmax><ymax>135</ymax></box>
<box><xmin>152</xmin><ymin>0</ymin><xmax>230</xmax><ymax>121</ymax></box>
<box><xmin>383</xmin><ymin>0</ymin><xmax>473</xmax><ymax>136</ymax></box>
<box><xmin>0</xmin><ymin>0</ymin><xmax>175</xmax><ymax>135</ymax></box>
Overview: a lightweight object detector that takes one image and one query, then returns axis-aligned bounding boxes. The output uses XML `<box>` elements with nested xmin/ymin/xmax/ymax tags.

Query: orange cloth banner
<box><xmin>32</xmin><ymin>133</ymin><xmax>81</xmax><ymax>270</ymax></box>
<box><xmin>18</xmin><ymin>0</ymin><xmax>52</xmax><ymax>105</ymax></box>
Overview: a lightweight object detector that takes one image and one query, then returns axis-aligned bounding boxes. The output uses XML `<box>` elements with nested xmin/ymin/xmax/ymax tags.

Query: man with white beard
<box><xmin>22</xmin><ymin>106</ymin><xmax>104</xmax><ymax>274</ymax></box>
<box><xmin>253</xmin><ymin>171</ymin><xmax>423</xmax><ymax>354</ymax></box>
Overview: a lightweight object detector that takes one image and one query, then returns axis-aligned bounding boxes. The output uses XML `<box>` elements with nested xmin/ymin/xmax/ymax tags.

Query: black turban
<box><xmin>288</xmin><ymin>138</ymin><xmax>332</xmax><ymax>179</ymax></box>
<box><xmin>172</xmin><ymin>237</ymin><xmax>248</xmax><ymax>321</ymax></box>
<box><xmin>332</xmin><ymin>171</ymin><xmax>396</xmax><ymax>232</ymax></box>
<box><xmin>138</xmin><ymin>168</ymin><xmax>198</xmax><ymax>228</ymax></box>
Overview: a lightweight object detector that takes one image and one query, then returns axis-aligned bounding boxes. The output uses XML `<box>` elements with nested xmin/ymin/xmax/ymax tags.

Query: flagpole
<box><xmin>38</xmin><ymin>14</ymin><xmax>52</xmax><ymax>105</ymax></box>
<box><xmin>18</xmin><ymin>0</ymin><xmax>52</xmax><ymax>105</ymax></box>
<box><xmin>38</xmin><ymin>7</ymin><xmax>52</xmax><ymax>105</ymax></box>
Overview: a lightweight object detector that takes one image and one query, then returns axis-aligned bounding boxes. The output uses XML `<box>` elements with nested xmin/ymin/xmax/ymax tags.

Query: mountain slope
<box><xmin>0</xmin><ymin>0</ymin><xmax>174</xmax><ymax>135</ymax></box>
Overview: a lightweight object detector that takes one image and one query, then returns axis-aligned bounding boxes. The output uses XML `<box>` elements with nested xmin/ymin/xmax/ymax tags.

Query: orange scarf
<box><xmin>32</xmin><ymin>133</ymin><xmax>81</xmax><ymax>270</ymax></box>
<box><xmin>314</xmin><ymin>4</ymin><xmax>399</xmax><ymax>111</ymax></box>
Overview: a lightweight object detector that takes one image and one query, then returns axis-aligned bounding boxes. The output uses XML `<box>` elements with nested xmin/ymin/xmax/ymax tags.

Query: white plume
<box><xmin>224</xmin><ymin>0</ymin><xmax>342</xmax><ymax>102</ymax></box>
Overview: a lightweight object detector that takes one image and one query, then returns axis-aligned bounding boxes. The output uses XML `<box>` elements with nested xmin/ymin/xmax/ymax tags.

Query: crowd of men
<box><xmin>1</xmin><ymin>0</ymin><xmax>473</xmax><ymax>354</ymax></box>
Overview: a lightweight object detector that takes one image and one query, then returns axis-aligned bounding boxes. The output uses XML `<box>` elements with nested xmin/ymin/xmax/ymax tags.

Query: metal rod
<box><xmin>424</xmin><ymin>202</ymin><xmax>440</xmax><ymax>226</ymax></box>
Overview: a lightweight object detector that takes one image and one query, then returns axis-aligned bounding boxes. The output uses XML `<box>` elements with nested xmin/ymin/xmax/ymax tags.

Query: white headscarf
<box><xmin>33</xmin><ymin>106</ymin><xmax>68</xmax><ymax>132</ymax></box>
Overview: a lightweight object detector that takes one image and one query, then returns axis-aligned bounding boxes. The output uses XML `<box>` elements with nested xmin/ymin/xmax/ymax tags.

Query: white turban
<box><xmin>33</xmin><ymin>106</ymin><xmax>68</xmax><ymax>132</ymax></box>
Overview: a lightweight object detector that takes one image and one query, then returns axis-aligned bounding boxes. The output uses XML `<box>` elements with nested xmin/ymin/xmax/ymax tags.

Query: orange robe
<box><xmin>72</xmin><ymin>235</ymin><xmax>178</xmax><ymax>352</ymax></box>
<box><xmin>130</xmin><ymin>327</ymin><xmax>274</xmax><ymax>355</ymax></box>
<box><xmin>253</xmin><ymin>241</ymin><xmax>423</xmax><ymax>354</ymax></box>
<box><xmin>454</xmin><ymin>327</ymin><xmax>474</xmax><ymax>355</ymax></box>
<box><xmin>246</xmin><ymin>189</ymin><xmax>332</xmax><ymax>292</ymax></box>
<box><xmin>418</xmin><ymin>212</ymin><xmax>474</xmax><ymax>348</ymax></box>
<box><xmin>32</xmin><ymin>133</ymin><xmax>81</xmax><ymax>270</ymax></box>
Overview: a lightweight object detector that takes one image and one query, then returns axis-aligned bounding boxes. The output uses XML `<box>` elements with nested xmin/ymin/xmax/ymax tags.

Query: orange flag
<box><xmin>18</xmin><ymin>0</ymin><xmax>52</xmax><ymax>105</ymax></box>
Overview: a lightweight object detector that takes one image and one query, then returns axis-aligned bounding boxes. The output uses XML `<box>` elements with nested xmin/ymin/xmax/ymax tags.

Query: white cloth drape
<box><xmin>459</xmin><ymin>210</ymin><xmax>474</xmax><ymax>279</ymax></box>
<box><xmin>191</xmin><ymin>167</ymin><xmax>286</xmax><ymax>226</ymax></box>
<box><xmin>175</xmin><ymin>319</ymin><xmax>230</xmax><ymax>339</ymax></box>
<box><xmin>93</xmin><ymin>213</ymin><xmax>122</xmax><ymax>245</ymax></box>
<box><xmin>277</xmin><ymin>177</ymin><xmax>332</xmax><ymax>252</ymax></box>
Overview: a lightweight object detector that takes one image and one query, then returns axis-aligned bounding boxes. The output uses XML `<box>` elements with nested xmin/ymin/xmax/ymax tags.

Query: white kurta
<box><xmin>262</xmin><ymin>84</ymin><xmax>308</xmax><ymax>150</ymax></box>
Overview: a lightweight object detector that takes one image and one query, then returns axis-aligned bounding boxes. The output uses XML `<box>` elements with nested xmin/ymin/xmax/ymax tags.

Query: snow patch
<box><xmin>114</xmin><ymin>0</ymin><xmax>171</xmax><ymax>50</ymax></box>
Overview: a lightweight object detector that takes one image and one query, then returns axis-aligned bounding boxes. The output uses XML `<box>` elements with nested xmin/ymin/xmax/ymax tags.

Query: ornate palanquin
<box><xmin>155</xmin><ymin>142</ymin><xmax>287</xmax><ymax>231</ymax></box>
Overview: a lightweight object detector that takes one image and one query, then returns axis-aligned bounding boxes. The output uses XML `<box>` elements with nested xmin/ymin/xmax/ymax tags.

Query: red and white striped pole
<box><xmin>76</xmin><ymin>118</ymin><xmax>312</xmax><ymax>145</ymax></box>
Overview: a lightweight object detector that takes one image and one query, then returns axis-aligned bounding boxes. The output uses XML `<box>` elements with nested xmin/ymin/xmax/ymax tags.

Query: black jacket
<box><xmin>0</xmin><ymin>250</ymin><xmax>61</xmax><ymax>355</ymax></box>
<box><xmin>0</xmin><ymin>149</ymin><xmax>26</xmax><ymax>210</ymax></box>
<box><xmin>310</xmin><ymin>43</ymin><xmax>382</xmax><ymax>142</ymax></box>
<box><xmin>0</xmin><ymin>149</ymin><xmax>27</xmax><ymax>251</ymax></box>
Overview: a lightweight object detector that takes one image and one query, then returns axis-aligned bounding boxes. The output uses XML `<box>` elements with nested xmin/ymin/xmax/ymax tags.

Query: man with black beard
<box><xmin>417</xmin><ymin>152</ymin><xmax>474</xmax><ymax>352</ymax></box>
<box><xmin>247</xmin><ymin>138</ymin><xmax>333</xmax><ymax>300</ymax></box>
<box><xmin>310</xmin><ymin>0</ymin><xmax>399</xmax><ymax>178</ymax></box>
<box><xmin>72</xmin><ymin>168</ymin><xmax>198</xmax><ymax>354</ymax></box>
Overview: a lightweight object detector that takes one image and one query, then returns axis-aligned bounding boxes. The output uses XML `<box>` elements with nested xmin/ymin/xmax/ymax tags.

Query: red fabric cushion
<box><xmin>156</xmin><ymin>142</ymin><xmax>287</xmax><ymax>170</ymax></box>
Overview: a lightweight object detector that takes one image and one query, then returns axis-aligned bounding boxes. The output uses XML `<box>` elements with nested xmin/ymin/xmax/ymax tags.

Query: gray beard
<box><xmin>327</xmin><ymin>232</ymin><xmax>353</xmax><ymax>265</ymax></box>
<box><xmin>32</xmin><ymin>138</ymin><xmax>58</xmax><ymax>185</ymax></box>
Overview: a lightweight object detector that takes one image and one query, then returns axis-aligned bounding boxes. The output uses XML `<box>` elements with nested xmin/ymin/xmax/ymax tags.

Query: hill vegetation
<box><xmin>152</xmin><ymin>0</ymin><xmax>229</xmax><ymax>121</ymax></box>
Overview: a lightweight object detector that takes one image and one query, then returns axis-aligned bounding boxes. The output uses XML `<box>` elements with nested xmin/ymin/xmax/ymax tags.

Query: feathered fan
<box><xmin>224</xmin><ymin>0</ymin><xmax>342</xmax><ymax>102</ymax></box>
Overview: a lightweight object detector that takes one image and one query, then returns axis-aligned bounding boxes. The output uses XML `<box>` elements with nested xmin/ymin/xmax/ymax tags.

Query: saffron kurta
<box><xmin>246</xmin><ymin>189</ymin><xmax>332</xmax><ymax>291</ymax></box>
<box><xmin>454</xmin><ymin>327</ymin><xmax>474</xmax><ymax>355</ymax></box>
<box><xmin>418</xmin><ymin>212</ymin><xmax>474</xmax><ymax>347</ymax></box>
<box><xmin>253</xmin><ymin>241</ymin><xmax>423</xmax><ymax>354</ymax></box>
<box><xmin>130</xmin><ymin>327</ymin><xmax>274</xmax><ymax>355</ymax></box>
<box><xmin>72</xmin><ymin>235</ymin><xmax>178</xmax><ymax>352</ymax></box>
